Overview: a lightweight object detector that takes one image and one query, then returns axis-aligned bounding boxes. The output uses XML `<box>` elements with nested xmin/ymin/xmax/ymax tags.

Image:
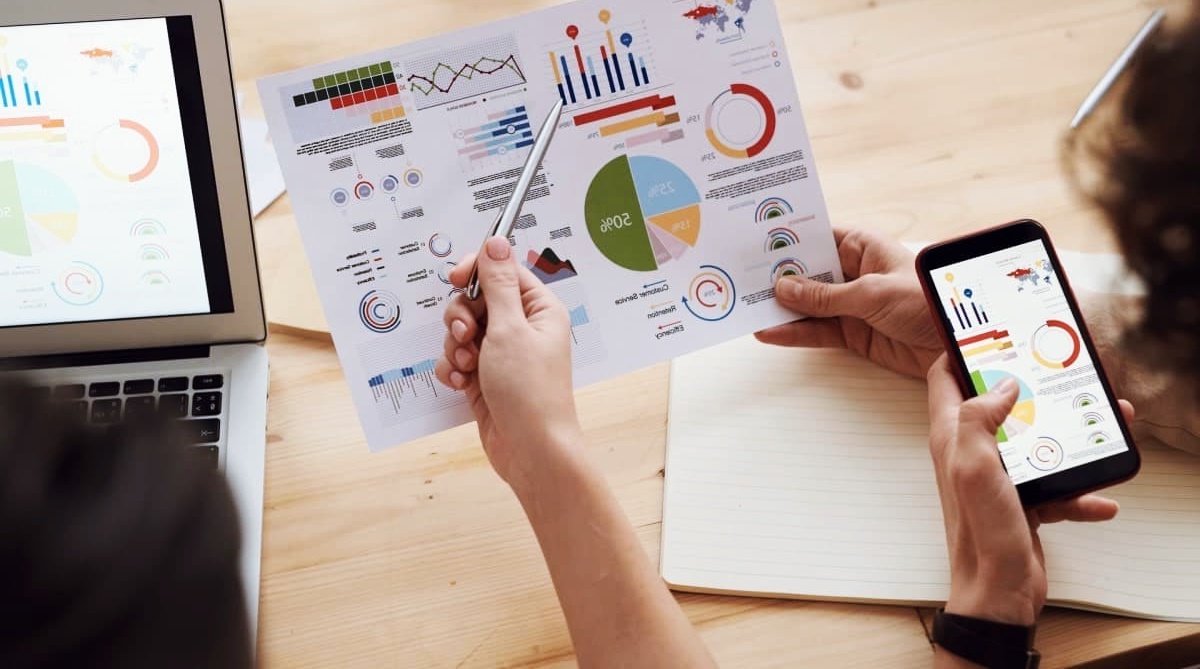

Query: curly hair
<box><xmin>0</xmin><ymin>381</ymin><xmax>251</xmax><ymax>668</ymax></box>
<box><xmin>1071</xmin><ymin>2</ymin><xmax>1200</xmax><ymax>377</ymax></box>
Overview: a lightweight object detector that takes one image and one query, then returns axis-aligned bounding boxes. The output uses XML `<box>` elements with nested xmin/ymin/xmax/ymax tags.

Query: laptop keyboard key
<box><xmin>90</xmin><ymin>399</ymin><xmax>122</xmax><ymax>424</ymax></box>
<box><xmin>193</xmin><ymin>374</ymin><xmax>224</xmax><ymax>390</ymax></box>
<box><xmin>179</xmin><ymin>419</ymin><xmax>221</xmax><ymax>444</ymax></box>
<box><xmin>123</xmin><ymin>379</ymin><xmax>155</xmax><ymax>395</ymax></box>
<box><xmin>158</xmin><ymin>377</ymin><xmax>189</xmax><ymax>393</ymax></box>
<box><xmin>158</xmin><ymin>394</ymin><xmax>190</xmax><ymax>418</ymax></box>
<box><xmin>192</xmin><ymin>392</ymin><xmax>222</xmax><ymax>417</ymax></box>
<box><xmin>124</xmin><ymin>396</ymin><xmax>156</xmax><ymax>419</ymax></box>
<box><xmin>54</xmin><ymin>384</ymin><xmax>86</xmax><ymax>400</ymax></box>
<box><xmin>195</xmin><ymin>446</ymin><xmax>220</xmax><ymax>470</ymax></box>
<box><xmin>88</xmin><ymin>382</ymin><xmax>120</xmax><ymax>398</ymax></box>
<box><xmin>64</xmin><ymin>401</ymin><xmax>88</xmax><ymax>421</ymax></box>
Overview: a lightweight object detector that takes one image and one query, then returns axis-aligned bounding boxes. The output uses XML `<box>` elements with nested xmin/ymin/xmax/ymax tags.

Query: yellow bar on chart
<box><xmin>599</xmin><ymin>112</ymin><xmax>665</xmax><ymax>136</ymax></box>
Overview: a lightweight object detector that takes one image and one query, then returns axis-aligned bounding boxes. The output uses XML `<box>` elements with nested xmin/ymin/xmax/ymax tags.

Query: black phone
<box><xmin>916</xmin><ymin>219</ymin><xmax>1140</xmax><ymax>507</ymax></box>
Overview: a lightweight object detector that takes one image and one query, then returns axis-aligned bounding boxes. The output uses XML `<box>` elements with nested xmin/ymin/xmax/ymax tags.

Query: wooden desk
<box><xmin>225</xmin><ymin>0</ymin><xmax>1200</xmax><ymax>666</ymax></box>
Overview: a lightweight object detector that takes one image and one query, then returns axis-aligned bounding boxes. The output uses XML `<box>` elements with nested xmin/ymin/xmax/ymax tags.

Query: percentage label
<box><xmin>776</xmin><ymin>105</ymin><xmax>793</xmax><ymax>115</ymax></box>
<box><xmin>672</xmin><ymin>219</ymin><xmax>692</xmax><ymax>232</ymax></box>
<box><xmin>685</xmin><ymin>114</ymin><xmax>701</xmax><ymax>124</ymax></box>
<box><xmin>0</xmin><ymin>207</ymin><xmax>11</xmax><ymax>219</ymax></box>
<box><xmin>647</xmin><ymin>182</ymin><xmax>675</xmax><ymax>198</ymax></box>
<box><xmin>599</xmin><ymin>213</ymin><xmax>633</xmax><ymax>233</ymax></box>
<box><xmin>700</xmin><ymin>152</ymin><xmax>717</xmax><ymax>163</ymax></box>
<box><xmin>612</xmin><ymin>142</ymin><xmax>626</xmax><ymax>150</ymax></box>
<box><xmin>587</xmin><ymin>131</ymin><xmax>600</xmax><ymax>139</ymax></box>
<box><xmin>558</xmin><ymin>120</ymin><xmax>572</xmax><ymax>130</ymax></box>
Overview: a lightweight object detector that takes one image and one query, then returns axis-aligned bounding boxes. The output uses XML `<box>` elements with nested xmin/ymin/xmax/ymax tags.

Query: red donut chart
<box><xmin>1031</xmin><ymin>319</ymin><xmax>1081</xmax><ymax>369</ymax></box>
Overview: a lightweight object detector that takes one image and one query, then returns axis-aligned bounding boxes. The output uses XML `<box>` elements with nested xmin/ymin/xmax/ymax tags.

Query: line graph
<box><xmin>404</xmin><ymin>34</ymin><xmax>527</xmax><ymax>110</ymax></box>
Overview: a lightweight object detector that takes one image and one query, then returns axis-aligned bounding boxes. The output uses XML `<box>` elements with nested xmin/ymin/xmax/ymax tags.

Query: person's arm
<box><xmin>925</xmin><ymin>357</ymin><xmax>1129</xmax><ymax>667</ymax></box>
<box><xmin>434</xmin><ymin>237</ymin><xmax>716</xmax><ymax>669</ymax></box>
<box><xmin>512</xmin><ymin>435</ymin><xmax>715</xmax><ymax>668</ymax></box>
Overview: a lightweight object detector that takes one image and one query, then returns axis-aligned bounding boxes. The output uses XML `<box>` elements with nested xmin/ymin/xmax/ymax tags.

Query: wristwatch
<box><xmin>932</xmin><ymin>609</ymin><xmax>1040</xmax><ymax>669</ymax></box>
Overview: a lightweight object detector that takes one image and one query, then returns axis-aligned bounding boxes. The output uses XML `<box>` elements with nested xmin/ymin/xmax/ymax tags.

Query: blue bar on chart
<box><xmin>0</xmin><ymin>71</ymin><xmax>43</xmax><ymax>109</ymax></box>
<box><xmin>549</xmin><ymin>29</ymin><xmax>652</xmax><ymax>107</ymax></box>
<box><xmin>456</xmin><ymin>106</ymin><xmax>534</xmax><ymax>161</ymax></box>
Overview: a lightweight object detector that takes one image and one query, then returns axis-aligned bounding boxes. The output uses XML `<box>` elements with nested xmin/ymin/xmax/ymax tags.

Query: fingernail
<box><xmin>775</xmin><ymin>277</ymin><xmax>800</xmax><ymax>300</ymax></box>
<box><xmin>451</xmin><ymin>320</ymin><xmax>468</xmax><ymax>343</ymax></box>
<box><xmin>993</xmin><ymin>378</ymin><xmax>1018</xmax><ymax>395</ymax></box>
<box><xmin>450</xmin><ymin>371</ymin><xmax>465</xmax><ymax>389</ymax></box>
<box><xmin>454</xmin><ymin>348</ymin><xmax>471</xmax><ymax>369</ymax></box>
<box><xmin>485</xmin><ymin>236</ymin><xmax>510</xmax><ymax>261</ymax></box>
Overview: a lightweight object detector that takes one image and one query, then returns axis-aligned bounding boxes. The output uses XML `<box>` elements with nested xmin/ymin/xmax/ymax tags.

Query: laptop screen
<box><xmin>0</xmin><ymin>16</ymin><xmax>234</xmax><ymax>329</ymax></box>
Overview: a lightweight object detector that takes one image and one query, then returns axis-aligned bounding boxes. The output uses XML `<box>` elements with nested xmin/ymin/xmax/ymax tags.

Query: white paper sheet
<box><xmin>258</xmin><ymin>0</ymin><xmax>841</xmax><ymax>449</ymax></box>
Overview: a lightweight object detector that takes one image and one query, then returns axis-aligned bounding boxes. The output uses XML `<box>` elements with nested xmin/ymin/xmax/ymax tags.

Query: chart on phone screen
<box><xmin>260</xmin><ymin>0</ymin><xmax>846</xmax><ymax>450</ymax></box>
<box><xmin>930</xmin><ymin>240</ymin><xmax>1129</xmax><ymax>484</ymax></box>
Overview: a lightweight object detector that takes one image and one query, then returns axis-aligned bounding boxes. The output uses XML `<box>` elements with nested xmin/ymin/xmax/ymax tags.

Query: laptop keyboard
<box><xmin>40</xmin><ymin>373</ymin><xmax>227</xmax><ymax>470</ymax></box>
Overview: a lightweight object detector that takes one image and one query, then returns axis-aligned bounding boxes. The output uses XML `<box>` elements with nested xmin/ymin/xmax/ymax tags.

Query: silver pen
<box><xmin>465</xmin><ymin>99</ymin><xmax>565</xmax><ymax>300</ymax></box>
<box><xmin>1070</xmin><ymin>8</ymin><xmax>1166</xmax><ymax>129</ymax></box>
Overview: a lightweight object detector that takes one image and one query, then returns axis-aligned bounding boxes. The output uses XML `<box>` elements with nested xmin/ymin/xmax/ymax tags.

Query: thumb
<box><xmin>477</xmin><ymin>236</ymin><xmax>525</xmax><ymax>323</ymax></box>
<box><xmin>957</xmin><ymin>377</ymin><xmax>1020</xmax><ymax>440</ymax></box>
<box><xmin>774</xmin><ymin>275</ymin><xmax>877</xmax><ymax>319</ymax></box>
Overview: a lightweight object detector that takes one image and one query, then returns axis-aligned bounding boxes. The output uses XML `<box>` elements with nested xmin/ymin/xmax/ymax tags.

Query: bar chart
<box><xmin>0</xmin><ymin>57</ymin><xmax>43</xmax><ymax>109</ymax></box>
<box><xmin>548</xmin><ymin>12</ymin><xmax>656</xmax><ymax>108</ymax></box>
<box><xmin>572</xmin><ymin>93</ymin><xmax>683</xmax><ymax>148</ymax></box>
<box><xmin>359</xmin><ymin>323</ymin><xmax>466</xmax><ymax>426</ymax></box>
<box><xmin>452</xmin><ymin>103</ymin><xmax>533</xmax><ymax>170</ymax></box>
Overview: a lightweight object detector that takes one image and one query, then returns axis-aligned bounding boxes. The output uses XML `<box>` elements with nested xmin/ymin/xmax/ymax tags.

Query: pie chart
<box><xmin>584</xmin><ymin>155</ymin><xmax>701</xmax><ymax>272</ymax></box>
<box><xmin>969</xmin><ymin>369</ymin><xmax>1035</xmax><ymax>443</ymax></box>
<box><xmin>0</xmin><ymin>160</ymin><xmax>79</xmax><ymax>257</ymax></box>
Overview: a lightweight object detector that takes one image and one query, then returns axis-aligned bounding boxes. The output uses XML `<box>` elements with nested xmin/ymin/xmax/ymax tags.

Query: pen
<box><xmin>1070</xmin><ymin>8</ymin><xmax>1166</xmax><ymax>129</ymax></box>
<box><xmin>465</xmin><ymin>99</ymin><xmax>565</xmax><ymax>301</ymax></box>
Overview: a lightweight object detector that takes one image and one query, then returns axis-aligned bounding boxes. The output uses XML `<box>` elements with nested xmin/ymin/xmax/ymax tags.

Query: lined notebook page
<box><xmin>661</xmin><ymin>337</ymin><xmax>1200</xmax><ymax>621</ymax></box>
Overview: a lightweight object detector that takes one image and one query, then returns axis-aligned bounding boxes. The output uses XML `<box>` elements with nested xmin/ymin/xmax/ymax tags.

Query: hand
<box><xmin>926</xmin><ymin>355</ymin><xmax>1131</xmax><ymax>625</ymax></box>
<box><xmin>434</xmin><ymin>237</ymin><xmax>583</xmax><ymax>488</ymax></box>
<box><xmin>755</xmin><ymin>227</ymin><xmax>943</xmax><ymax>378</ymax></box>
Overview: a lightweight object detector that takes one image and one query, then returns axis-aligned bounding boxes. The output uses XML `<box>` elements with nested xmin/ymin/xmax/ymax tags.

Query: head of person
<box><xmin>0</xmin><ymin>381</ymin><xmax>251</xmax><ymax>668</ymax></box>
<box><xmin>1076</xmin><ymin>1</ymin><xmax>1200</xmax><ymax>379</ymax></box>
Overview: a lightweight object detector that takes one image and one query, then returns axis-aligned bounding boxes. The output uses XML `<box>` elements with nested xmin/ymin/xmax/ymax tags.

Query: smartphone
<box><xmin>916</xmin><ymin>219</ymin><xmax>1140</xmax><ymax>507</ymax></box>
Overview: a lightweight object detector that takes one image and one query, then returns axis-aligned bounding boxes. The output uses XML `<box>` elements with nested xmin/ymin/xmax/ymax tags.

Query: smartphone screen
<box><xmin>928</xmin><ymin>239</ymin><xmax>1130</xmax><ymax>485</ymax></box>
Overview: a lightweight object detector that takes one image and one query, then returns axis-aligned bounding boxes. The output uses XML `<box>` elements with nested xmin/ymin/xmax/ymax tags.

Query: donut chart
<box><xmin>53</xmin><ymin>261</ymin><xmax>104</xmax><ymax>306</ymax></box>
<box><xmin>705</xmin><ymin>83</ymin><xmax>777</xmax><ymax>159</ymax></box>
<box><xmin>771</xmin><ymin>258</ymin><xmax>806</xmax><ymax>282</ymax></box>
<box><xmin>683</xmin><ymin>264</ymin><xmax>736</xmax><ymax>322</ymax></box>
<box><xmin>1031</xmin><ymin>319</ymin><xmax>1081</xmax><ymax>369</ymax></box>
<box><xmin>93</xmin><ymin>120</ymin><xmax>160</xmax><ymax>183</ymax></box>
<box><xmin>358</xmin><ymin>290</ymin><xmax>402</xmax><ymax>333</ymax></box>
<box><xmin>1028</xmin><ymin>437</ymin><xmax>1064</xmax><ymax>471</ymax></box>
<box><xmin>584</xmin><ymin>155</ymin><xmax>701</xmax><ymax>272</ymax></box>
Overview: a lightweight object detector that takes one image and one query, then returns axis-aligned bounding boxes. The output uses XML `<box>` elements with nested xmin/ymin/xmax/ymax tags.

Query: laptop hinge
<box><xmin>0</xmin><ymin>345</ymin><xmax>212</xmax><ymax>372</ymax></box>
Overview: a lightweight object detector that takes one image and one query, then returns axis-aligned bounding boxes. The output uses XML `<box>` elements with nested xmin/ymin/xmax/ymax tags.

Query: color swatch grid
<box><xmin>282</xmin><ymin>61</ymin><xmax>405</xmax><ymax>143</ymax></box>
<box><xmin>291</xmin><ymin>61</ymin><xmax>401</xmax><ymax>112</ymax></box>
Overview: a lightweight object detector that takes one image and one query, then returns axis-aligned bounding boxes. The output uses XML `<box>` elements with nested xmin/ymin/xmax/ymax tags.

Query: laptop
<box><xmin>0</xmin><ymin>0</ymin><xmax>268</xmax><ymax>640</ymax></box>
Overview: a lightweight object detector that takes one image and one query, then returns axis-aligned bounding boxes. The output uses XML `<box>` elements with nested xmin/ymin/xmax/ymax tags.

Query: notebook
<box><xmin>661</xmin><ymin>254</ymin><xmax>1200</xmax><ymax>622</ymax></box>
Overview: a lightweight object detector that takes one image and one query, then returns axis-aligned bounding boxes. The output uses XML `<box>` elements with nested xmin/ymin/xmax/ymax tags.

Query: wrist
<box><xmin>946</xmin><ymin>588</ymin><xmax>1039</xmax><ymax>627</ymax></box>
<box><xmin>506</xmin><ymin>427</ymin><xmax>590</xmax><ymax>501</ymax></box>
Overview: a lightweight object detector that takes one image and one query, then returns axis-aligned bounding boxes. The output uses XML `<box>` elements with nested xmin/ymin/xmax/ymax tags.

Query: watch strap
<box><xmin>932</xmin><ymin>608</ymin><xmax>1040</xmax><ymax>669</ymax></box>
